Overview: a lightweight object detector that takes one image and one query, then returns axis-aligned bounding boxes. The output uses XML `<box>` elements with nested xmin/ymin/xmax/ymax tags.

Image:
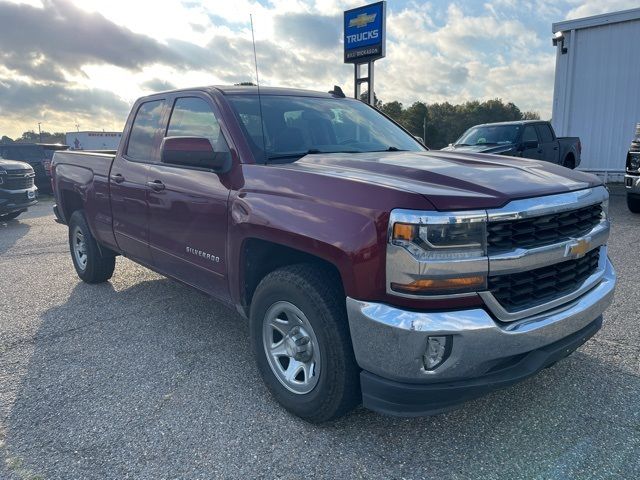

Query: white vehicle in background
<box><xmin>65</xmin><ymin>131</ymin><xmax>122</xmax><ymax>151</ymax></box>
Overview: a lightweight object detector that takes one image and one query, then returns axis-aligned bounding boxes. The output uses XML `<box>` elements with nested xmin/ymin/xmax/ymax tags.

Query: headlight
<box><xmin>387</xmin><ymin>211</ymin><xmax>488</xmax><ymax>296</ymax></box>
<box><xmin>391</xmin><ymin>221</ymin><xmax>486</xmax><ymax>260</ymax></box>
<box><xmin>628</xmin><ymin>153</ymin><xmax>640</xmax><ymax>172</ymax></box>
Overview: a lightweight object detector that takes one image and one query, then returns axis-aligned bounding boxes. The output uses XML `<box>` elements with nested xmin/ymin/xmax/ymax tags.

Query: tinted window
<box><xmin>167</xmin><ymin>97</ymin><xmax>228</xmax><ymax>152</ymax></box>
<box><xmin>538</xmin><ymin>124</ymin><xmax>554</xmax><ymax>143</ymax></box>
<box><xmin>226</xmin><ymin>95</ymin><xmax>425</xmax><ymax>163</ymax></box>
<box><xmin>127</xmin><ymin>100</ymin><xmax>165</xmax><ymax>160</ymax></box>
<box><xmin>457</xmin><ymin>125</ymin><xmax>521</xmax><ymax>145</ymax></box>
<box><xmin>522</xmin><ymin>126</ymin><xmax>538</xmax><ymax>143</ymax></box>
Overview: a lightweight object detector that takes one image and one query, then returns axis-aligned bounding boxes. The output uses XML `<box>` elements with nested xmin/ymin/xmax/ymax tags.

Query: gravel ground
<box><xmin>0</xmin><ymin>189</ymin><xmax>638</xmax><ymax>480</ymax></box>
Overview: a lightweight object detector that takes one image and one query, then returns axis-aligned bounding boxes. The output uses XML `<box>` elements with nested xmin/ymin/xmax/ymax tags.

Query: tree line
<box><xmin>1</xmin><ymin>131</ymin><xmax>65</xmax><ymax>144</ymax></box>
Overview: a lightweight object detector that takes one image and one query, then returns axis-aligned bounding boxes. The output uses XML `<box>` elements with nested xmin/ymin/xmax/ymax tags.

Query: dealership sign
<box><xmin>344</xmin><ymin>1</ymin><xmax>386</xmax><ymax>64</ymax></box>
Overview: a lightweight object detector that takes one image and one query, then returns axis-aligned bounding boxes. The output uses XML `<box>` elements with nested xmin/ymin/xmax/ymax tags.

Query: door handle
<box><xmin>146</xmin><ymin>180</ymin><xmax>165</xmax><ymax>192</ymax></box>
<box><xmin>537</xmin><ymin>149</ymin><xmax>543</xmax><ymax>153</ymax></box>
<box><xmin>553</xmin><ymin>146</ymin><xmax>559</xmax><ymax>151</ymax></box>
<box><xmin>112</xmin><ymin>173</ymin><xmax>125</xmax><ymax>184</ymax></box>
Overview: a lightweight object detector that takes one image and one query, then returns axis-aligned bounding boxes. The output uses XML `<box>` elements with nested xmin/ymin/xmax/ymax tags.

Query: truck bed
<box><xmin>52</xmin><ymin>149</ymin><xmax>117</xmax><ymax>249</ymax></box>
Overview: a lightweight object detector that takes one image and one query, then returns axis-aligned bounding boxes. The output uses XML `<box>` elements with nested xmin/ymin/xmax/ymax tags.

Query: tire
<box><xmin>249</xmin><ymin>264</ymin><xmax>360</xmax><ymax>423</ymax></box>
<box><xmin>628</xmin><ymin>195</ymin><xmax>640</xmax><ymax>214</ymax></box>
<box><xmin>0</xmin><ymin>211</ymin><xmax>22</xmax><ymax>221</ymax></box>
<box><xmin>563</xmin><ymin>155</ymin><xmax>576</xmax><ymax>169</ymax></box>
<box><xmin>68</xmin><ymin>210</ymin><xmax>116</xmax><ymax>283</ymax></box>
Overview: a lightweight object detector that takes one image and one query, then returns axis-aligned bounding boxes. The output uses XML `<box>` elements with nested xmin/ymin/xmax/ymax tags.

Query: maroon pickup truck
<box><xmin>52</xmin><ymin>86</ymin><xmax>616</xmax><ymax>422</ymax></box>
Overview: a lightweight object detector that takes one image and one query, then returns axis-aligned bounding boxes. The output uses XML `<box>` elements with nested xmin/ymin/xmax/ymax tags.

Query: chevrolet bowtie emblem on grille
<box><xmin>349</xmin><ymin>12</ymin><xmax>377</xmax><ymax>28</ymax></box>
<box><xmin>565</xmin><ymin>238</ymin><xmax>591</xmax><ymax>258</ymax></box>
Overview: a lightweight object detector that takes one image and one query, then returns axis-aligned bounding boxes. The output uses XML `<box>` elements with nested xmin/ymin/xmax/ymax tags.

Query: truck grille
<box><xmin>2</xmin><ymin>172</ymin><xmax>35</xmax><ymax>190</ymax></box>
<box><xmin>487</xmin><ymin>204</ymin><xmax>603</xmax><ymax>252</ymax></box>
<box><xmin>488</xmin><ymin>248</ymin><xmax>600</xmax><ymax>312</ymax></box>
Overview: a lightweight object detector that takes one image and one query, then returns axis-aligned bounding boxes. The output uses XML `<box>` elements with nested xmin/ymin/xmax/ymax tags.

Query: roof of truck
<box><xmin>473</xmin><ymin>120</ymin><xmax>547</xmax><ymax>127</ymax></box>
<box><xmin>148</xmin><ymin>85</ymin><xmax>345</xmax><ymax>98</ymax></box>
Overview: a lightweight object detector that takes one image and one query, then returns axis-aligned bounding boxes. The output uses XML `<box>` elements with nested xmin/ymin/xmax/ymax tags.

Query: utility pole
<box><xmin>38</xmin><ymin>122</ymin><xmax>42</xmax><ymax>143</ymax></box>
<box><xmin>423</xmin><ymin>116</ymin><xmax>427</xmax><ymax>145</ymax></box>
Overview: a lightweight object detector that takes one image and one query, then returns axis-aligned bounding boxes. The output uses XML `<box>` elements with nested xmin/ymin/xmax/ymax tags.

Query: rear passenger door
<box><xmin>111</xmin><ymin>98</ymin><xmax>167</xmax><ymax>264</ymax></box>
<box><xmin>521</xmin><ymin>125</ymin><xmax>543</xmax><ymax>160</ymax></box>
<box><xmin>536</xmin><ymin>123</ymin><xmax>560</xmax><ymax>164</ymax></box>
<box><xmin>147</xmin><ymin>95</ymin><xmax>231</xmax><ymax>300</ymax></box>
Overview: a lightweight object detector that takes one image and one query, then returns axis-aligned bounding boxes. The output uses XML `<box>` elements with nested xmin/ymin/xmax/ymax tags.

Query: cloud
<box><xmin>141</xmin><ymin>78</ymin><xmax>177</xmax><ymax>92</ymax></box>
<box><xmin>0</xmin><ymin>77</ymin><xmax>130</xmax><ymax>135</ymax></box>
<box><xmin>273</xmin><ymin>12</ymin><xmax>341</xmax><ymax>50</ymax></box>
<box><xmin>0</xmin><ymin>0</ymin><xmax>185</xmax><ymax>80</ymax></box>
<box><xmin>565</xmin><ymin>0</ymin><xmax>639</xmax><ymax>20</ymax></box>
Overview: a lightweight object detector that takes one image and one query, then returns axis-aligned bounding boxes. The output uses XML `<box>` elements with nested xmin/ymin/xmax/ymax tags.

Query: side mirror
<box><xmin>160</xmin><ymin>136</ymin><xmax>231</xmax><ymax>173</ymax></box>
<box><xmin>522</xmin><ymin>140</ymin><xmax>539</xmax><ymax>150</ymax></box>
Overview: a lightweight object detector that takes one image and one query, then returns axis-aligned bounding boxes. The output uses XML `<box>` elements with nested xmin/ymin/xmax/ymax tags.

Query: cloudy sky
<box><xmin>0</xmin><ymin>0</ymin><xmax>638</xmax><ymax>138</ymax></box>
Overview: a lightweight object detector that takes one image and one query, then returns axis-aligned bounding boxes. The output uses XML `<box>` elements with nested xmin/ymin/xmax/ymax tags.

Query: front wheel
<box><xmin>628</xmin><ymin>195</ymin><xmax>640</xmax><ymax>214</ymax></box>
<box><xmin>68</xmin><ymin>210</ymin><xmax>116</xmax><ymax>283</ymax></box>
<box><xmin>250</xmin><ymin>264</ymin><xmax>360</xmax><ymax>423</ymax></box>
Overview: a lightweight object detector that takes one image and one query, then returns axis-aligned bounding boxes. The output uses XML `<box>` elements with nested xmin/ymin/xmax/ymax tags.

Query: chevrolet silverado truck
<box><xmin>0</xmin><ymin>159</ymin><xmax>38</xmax><ymax>221</ymax></box>
<box><xmin>443</xmin><ymin>120</ymin><xmax>581</xmax><ymax>169</ymax></box>
<box><xmin>52</xmin><ymin>86</ymin><xmax>616</xmax><ymax>422</ymax></box>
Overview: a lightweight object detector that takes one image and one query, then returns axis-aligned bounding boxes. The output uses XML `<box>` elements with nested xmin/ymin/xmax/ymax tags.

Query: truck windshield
<box><xmin>456</xmin><ymin>125</ymin><xmax>522</xmax><ymax>146</ymax></box>
<box><xmin>226</xmin><ymin>94</ymin><xmax>425</xmax><ymax>163</ymax></box>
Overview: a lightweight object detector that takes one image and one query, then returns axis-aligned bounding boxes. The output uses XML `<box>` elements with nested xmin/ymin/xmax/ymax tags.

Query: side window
<box><xmin>522</xmin><ymin>126</ymin><xmax>539</xmax><ymax>144</ymax></box>
<box><xmin>538</xmin><ymin>124</ymin><xmax>554</xmax><ymax>143</ymax></box>
<box><xmin>126</xmin><ymin>100</ymin><xmax>165</xmax><ymax>161</ymax></box>
<box><xmin>167</xmin><ymin>97</ymin><xmax>229</xmax><ymax>152</ymax></box>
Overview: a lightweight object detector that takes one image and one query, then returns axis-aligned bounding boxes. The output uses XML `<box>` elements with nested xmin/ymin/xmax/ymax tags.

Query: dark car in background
<box><xmin>443</xmin><ymin>121</ymin><xmax>581</xmax><ymax>169</ymax></box>
<box><xmin>0</xmin><ymin>143</ymin><xmax>69</xmax><ymax>193</ymax></box>
<box><xmin>0</xmin><ymin>159</ymin><xmax>38</xmax><ymax>221</ymax></box>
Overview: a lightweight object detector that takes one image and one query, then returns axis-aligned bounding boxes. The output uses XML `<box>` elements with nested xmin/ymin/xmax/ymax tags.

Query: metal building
<box><xmin>551</xmin><ymin>8</ymin><xmax>640</xmax><ymax>181</ymax></box>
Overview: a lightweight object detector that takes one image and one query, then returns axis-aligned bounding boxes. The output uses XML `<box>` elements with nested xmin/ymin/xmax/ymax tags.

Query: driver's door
<box><xmin>147</xmin><ymin>95</ymin><xmax>232</xmax><ymax>300</ymax></box>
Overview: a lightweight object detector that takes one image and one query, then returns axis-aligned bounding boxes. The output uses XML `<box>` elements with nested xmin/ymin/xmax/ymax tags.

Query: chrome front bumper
<box><xmin>346</xmin><ymin>257</ymin><xmax>616</xmax><ymax>383</ymax></box>
<box><xmin>625</xmin><ymin>174</ymin><xmax>640</xmax><ymax>195</ymax></box>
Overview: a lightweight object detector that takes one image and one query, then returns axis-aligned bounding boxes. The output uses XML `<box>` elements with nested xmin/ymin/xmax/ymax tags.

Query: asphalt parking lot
<box><xmin>0</xmin><ymin>188</ymin><xmax>638</xmax><ymax>480</ymax></box>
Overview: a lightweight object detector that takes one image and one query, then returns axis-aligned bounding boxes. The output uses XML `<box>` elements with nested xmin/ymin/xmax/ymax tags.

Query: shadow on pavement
<box><xmin>4</xmin><ymin>274</ymin><xmax>640</xmax><ymax>478</ymax></box>
<box><xmin>0</xmin><ymin>219</ymin><xmax>30</xmax><ymax>256</ymax></box>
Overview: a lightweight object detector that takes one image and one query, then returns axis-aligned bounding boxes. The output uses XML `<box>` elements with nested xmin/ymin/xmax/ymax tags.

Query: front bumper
<box><xmin>346</xmin><ymin>257</ymin><xmax>616</xmax><ymax>416</ymax></box>
<box><xmin>625</xmin><ymin>174</ymin><xmax>640</xmax><ymax>196</ymax></box>
<box><xmin>0</xmin><ymin>186</ymin><xmax>38</xmax><ymax>215</ymax></box>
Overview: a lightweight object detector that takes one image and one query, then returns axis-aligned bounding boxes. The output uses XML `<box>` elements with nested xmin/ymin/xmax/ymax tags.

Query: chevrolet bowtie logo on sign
<box><xmin>349</xmin><ymin>13</ymin><xmax>377</xmax><ymax>28</ymax></box>
<box><xmin>566</xmin><ymin>238</ymin><xmax>592</xmax><ymax>258</ymax></box>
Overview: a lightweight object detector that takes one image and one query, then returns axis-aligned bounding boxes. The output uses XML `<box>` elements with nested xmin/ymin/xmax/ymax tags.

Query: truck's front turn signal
<box><xmin>390</xmin><ymin>276</ymin><xmax>486</xmax><ymax>295</ymax></box>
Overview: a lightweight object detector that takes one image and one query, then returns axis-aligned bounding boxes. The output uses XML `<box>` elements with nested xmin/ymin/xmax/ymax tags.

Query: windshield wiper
<box><xmin>474</xmin><ymin>142</ymin><xmax>499</xmax><ymax>146</ymax></box>
<box><xmin>369</xmin><ymin>146</ymin><xmax>408</xmax><ymax>152</ymax></box>
<box><xmin>454</xmin><ymin>143</ymin><xmax>471</xmax><ymax>147</ymax></box>
<box><xmin>266</xmin><ymin>149</ymin><xmax>361</xmax><ymax>162</ymax></box>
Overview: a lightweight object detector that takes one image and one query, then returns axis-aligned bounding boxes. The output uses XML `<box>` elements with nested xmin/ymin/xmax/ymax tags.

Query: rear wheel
<box><xmin>250</xmin><ymin>264</ymin><xmax>360</xmax><ymax>423</ymax></box>
<box><xmin>0</xmin><ymin>211</ymin><xmax>22</xmax><ymax>221</ymax></box>
<box><xmin>68</xmin><ymin>210</ymin><xmax>116</xmax><ymax>283</ymax></box>
<box><xmin>563</xmin><ymin>155</ymin><xmax>576</xmax><ymax>169</ymax></box>
<box><xmin>628</xmin><ymin>195</ymin><xmax>640</xmax><ymax>214</ymax></box>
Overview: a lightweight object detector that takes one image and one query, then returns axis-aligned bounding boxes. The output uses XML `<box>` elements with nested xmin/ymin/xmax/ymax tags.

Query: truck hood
<box><xmin>441</xmin><ymin>143</ymin><xmax>516</xmax><ymax>155</ymax></box>
<box><xmin>278</xmin><ymin>151</ymin><xmax>601</xmax><ymax>210</ymax></box>
<box><xmin>0</xmin><ymin>159</ymin><xmax>33</xmax><ymax>172</ymax></box>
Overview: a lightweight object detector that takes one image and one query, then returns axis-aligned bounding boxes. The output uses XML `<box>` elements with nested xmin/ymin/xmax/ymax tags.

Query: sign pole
<box><xmin>368</xmin><ymin>61</ymin><xmax>374</xmax><ymax>106</ymax></box>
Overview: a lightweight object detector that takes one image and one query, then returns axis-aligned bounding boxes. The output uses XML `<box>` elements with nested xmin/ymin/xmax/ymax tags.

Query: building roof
<box><xmin>553</xmin><ymin>7</ymin><xmax>640</xmax><ymax>33</ymax></box>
